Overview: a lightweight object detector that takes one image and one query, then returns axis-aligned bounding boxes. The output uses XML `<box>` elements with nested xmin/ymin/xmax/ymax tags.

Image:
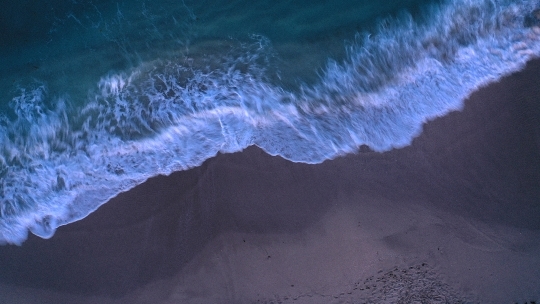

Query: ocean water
<box><xmin>0</xmin><ymin>0</ymin><xmax>539</xmax><ymax>245</ymax></box>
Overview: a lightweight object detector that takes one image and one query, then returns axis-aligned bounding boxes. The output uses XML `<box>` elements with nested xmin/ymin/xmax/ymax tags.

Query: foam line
<box><xmin>1</xmin><ymin>0</ymin><xmax>539</xmax><ymax>244</ymax></box>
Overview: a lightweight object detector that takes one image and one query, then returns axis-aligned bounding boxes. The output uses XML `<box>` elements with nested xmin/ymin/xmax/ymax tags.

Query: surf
<box><xmin>1</xmin><ymin>0</ymin><xmax>539</xmax><ymax>245</ymax></box>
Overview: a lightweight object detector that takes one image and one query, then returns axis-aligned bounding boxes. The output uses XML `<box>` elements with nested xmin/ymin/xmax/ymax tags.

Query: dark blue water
<box><xmin>1</xmin><ymin>0</ymin><xmax>539</xmax><ymax>245</ymax></box>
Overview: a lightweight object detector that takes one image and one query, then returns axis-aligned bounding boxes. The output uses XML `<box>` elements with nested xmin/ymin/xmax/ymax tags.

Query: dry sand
<box><xmin>1</xmin><ymin>59</ymin><xmax>539</xmax><ymax>304</ymax></box>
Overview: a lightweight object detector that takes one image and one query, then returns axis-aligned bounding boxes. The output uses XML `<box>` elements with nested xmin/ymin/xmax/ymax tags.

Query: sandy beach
<box><xmin>0</xmin><ymin>59</ymin><xmax>539</xmax><ymax>303</ymax></box>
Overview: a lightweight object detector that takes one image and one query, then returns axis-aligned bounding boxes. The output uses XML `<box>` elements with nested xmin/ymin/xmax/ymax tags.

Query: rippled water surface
<box><xmin>1</xmin><ymin>0</ymin><xmax>539</xmax><ymax>244</ymax></box>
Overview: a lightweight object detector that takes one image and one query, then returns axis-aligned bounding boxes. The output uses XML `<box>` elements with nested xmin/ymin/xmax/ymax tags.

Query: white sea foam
<box><xmin>1</xmin><ymin>0</ymin><xmax>539</xmax><ymax>244</ymax></box>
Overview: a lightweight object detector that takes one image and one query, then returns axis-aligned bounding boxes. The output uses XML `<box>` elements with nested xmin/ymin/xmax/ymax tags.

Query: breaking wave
<box><xmin>1</xmin><ymin>0</ymin><xmax>540</xmax><ymax>244</ymax></box>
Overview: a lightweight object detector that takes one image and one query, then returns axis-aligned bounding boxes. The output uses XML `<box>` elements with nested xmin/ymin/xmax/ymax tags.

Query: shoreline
<box><xmin>0</xmin><ymin>58</ymin><xmax>539</xmax><ymax>303</ymax></box>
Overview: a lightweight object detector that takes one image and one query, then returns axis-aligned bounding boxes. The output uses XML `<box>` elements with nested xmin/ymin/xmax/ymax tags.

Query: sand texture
<box><xmin>0</xmin><ymin>60</ymin><xmax>539</xmax><ymax>303</ymax></box>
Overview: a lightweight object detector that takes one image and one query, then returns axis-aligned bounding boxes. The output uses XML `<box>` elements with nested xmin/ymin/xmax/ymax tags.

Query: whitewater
<box><xmin>1</xmin><ymin>0</ymin><xmax>540</xmax><ymax>245</ymax></box>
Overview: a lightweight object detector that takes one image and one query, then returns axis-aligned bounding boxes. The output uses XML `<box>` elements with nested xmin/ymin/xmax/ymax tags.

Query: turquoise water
<box><xmin>1</xmin><ymin>0</ymin><xmax>539</xmax><ymax>244</ymax></box>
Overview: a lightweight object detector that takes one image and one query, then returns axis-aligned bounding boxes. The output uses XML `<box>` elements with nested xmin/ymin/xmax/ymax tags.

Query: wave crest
<box><xmin>1</xmin><ymin>0</ymin><xmax>540</xmax><ymax>245</ymax></box>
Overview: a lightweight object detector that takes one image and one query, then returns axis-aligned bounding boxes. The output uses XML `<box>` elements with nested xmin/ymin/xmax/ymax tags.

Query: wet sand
<box><xmin>1</xmin><ymin>59</ymin><xmax>539</xmax><ymax>303</ymax></box>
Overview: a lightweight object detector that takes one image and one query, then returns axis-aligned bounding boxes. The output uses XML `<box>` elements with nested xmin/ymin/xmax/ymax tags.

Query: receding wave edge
<box><xmin>1</xmin><ymin>0</ymin><xmax>540</xmax><ymax>244</ymax></box>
